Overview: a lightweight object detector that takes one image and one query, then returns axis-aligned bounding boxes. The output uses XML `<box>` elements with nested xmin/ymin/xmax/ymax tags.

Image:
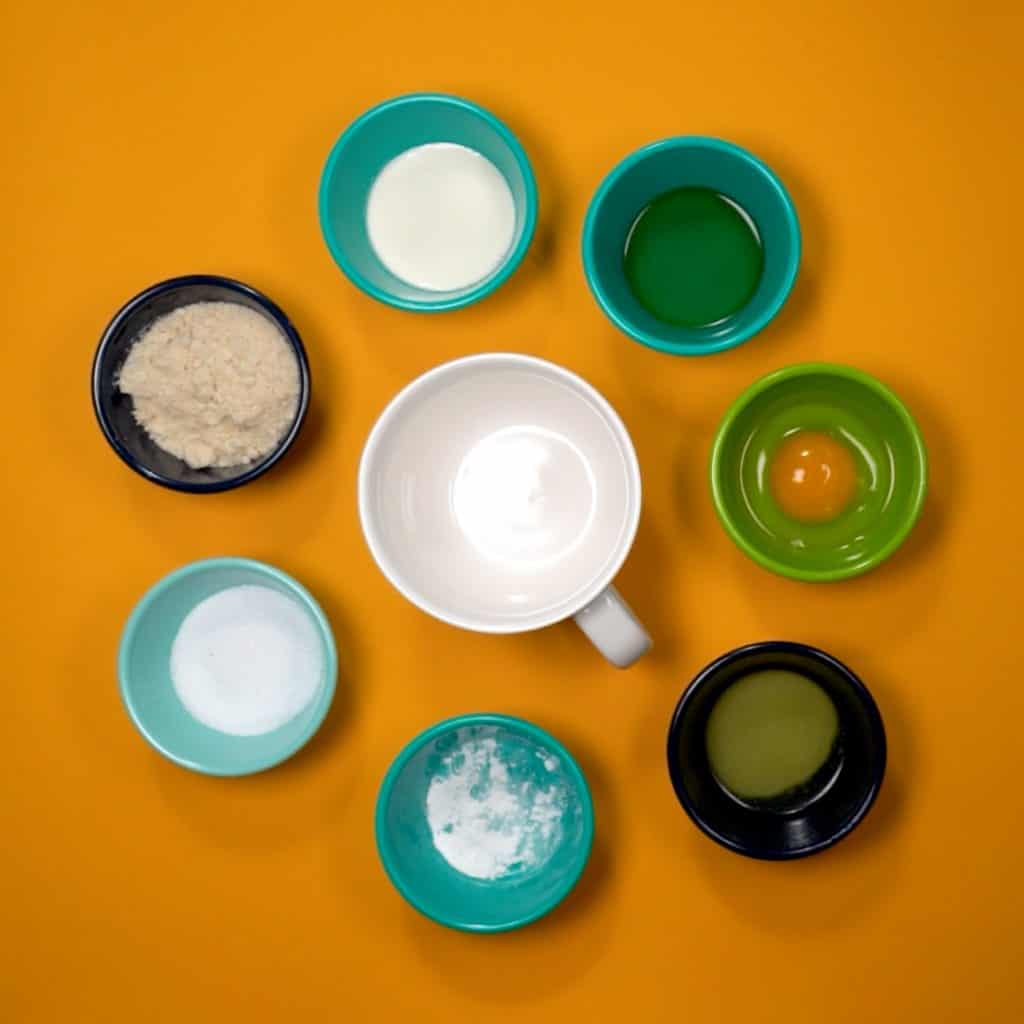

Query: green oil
<box><xmin>623</xmin><ymin>187</ymin><xmax>764</xmax><ymax>327</ymax></box>
<box><xmin>705</xmin><ymin>669</ymin><xmax>839</xmax><ymax>803</ymax></box>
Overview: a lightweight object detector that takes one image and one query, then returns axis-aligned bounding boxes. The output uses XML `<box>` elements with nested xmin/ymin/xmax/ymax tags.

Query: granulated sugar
<box><xmin>170</xmin><ymin>584</ymin><xmax>322</xmax><ymax>736</ymax></box>
<box><xmin>425</xmin><ymin>730</ymin><xmax>568</xmax><ymax>880</ymax></box>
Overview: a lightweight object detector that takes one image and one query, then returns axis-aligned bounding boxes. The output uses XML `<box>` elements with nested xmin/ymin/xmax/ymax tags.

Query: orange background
<box><xmin>3</xmin><ymin>2</ymin><xmax>1022</xmax><ymax>1021</ymax></box>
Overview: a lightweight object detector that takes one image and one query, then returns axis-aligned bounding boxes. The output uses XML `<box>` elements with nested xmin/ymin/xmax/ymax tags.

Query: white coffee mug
<box><xmin>358</xmin><ymin>353</ymin><xmax>651</xmax><ymax>667</ymax></box>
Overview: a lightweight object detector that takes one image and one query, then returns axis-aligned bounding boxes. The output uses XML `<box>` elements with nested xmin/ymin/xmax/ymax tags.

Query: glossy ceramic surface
<box><xmin>375</xmin><ymin>713</ymin><xmax>594</xmax><ymax>931</ymax></box>
<box><xmin>582</xmin><ymin>136</ymin><xmax>800</xmax><ymax>355</ymax></box>
<box><xmin>119</xmin><ymin>558</ymin><xmax>337</xmax><ymax>775</ymax></box>
<box><xmin>668</xmin><ymin>642</ymin><xmax>886</xmax><ymax>859</ymax></box>
<box><xmin>710</xmin><ymin>363</ymin><xmax>928</xmax><ymax>581</ymax></box>
<box><xmin>318</xmin><ymin>93</ymin><xmax>537</xmax><ymax>311</ymax></box>
<box><xmin>91</xmin><ymin>275</ymin><xmax>310</xmax><ymax>493</ymax></box>
<box><xmin>358</xmin><ymin>353</ymin><xmax>643</xmax><ymax>634</ymax></box>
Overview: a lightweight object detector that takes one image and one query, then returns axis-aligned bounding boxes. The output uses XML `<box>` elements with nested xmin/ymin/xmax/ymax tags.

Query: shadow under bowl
<box><xmin>710</xmin><ymin>362</ymin><xmax>928</xmax><ymax>581</ymax></box>
<box><xmin>375</xmin><ymin>713</ymin><xmax>594</xmax><ymax>931</ymax></box>
<box><xmin>92</xmin><ymin>275</ymin><xmax>310</xmax><ymax>493</ymax></box>
<box><xmin>667</xmin><ymin>641</ymin><xmax>887</xmax><ymax>860</ymax></box>
<box><xmin>118</xmin><ymin>557</ymin><xmax>337</xmax><ymax>775</ymax></box>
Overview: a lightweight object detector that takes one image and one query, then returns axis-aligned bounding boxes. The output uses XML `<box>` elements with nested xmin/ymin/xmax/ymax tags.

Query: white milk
<box><xmin>365</xmin><ymin>142</ymin><xmax>516</xmax><ymax>292</ymax></box>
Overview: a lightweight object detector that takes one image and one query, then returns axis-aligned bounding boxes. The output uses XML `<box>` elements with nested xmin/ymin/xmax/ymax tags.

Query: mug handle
<box><xmin>573</xmin><ymin>585</ymin><xmax>651</xmax><ymax>668</ymax></box>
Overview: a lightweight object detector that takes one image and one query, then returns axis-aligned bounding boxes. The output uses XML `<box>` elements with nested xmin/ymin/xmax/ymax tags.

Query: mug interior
<box><xmin>318</xmin><ymin>94</ymin><xmax>536</xmax><ymax>308</ymax></box>
<box><xmin>584</xmin><ymin>137</ymin><xmax>800</xmax><ymax>353</ymax></box>
<box><xmin>359</xmin><ymin>355</ymin><xmax>640</xmax><ymax>632</ymax></box>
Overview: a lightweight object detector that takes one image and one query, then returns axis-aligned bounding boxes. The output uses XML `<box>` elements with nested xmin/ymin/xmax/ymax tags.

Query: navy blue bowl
<box><xmin>91</xmin><ymin>275</ymin><xmax>310</xmax><ymax>493</ymax></box>
<box><xmin>667</xmin><ymin>642</ymin><xmax>886</xmax><ymax>860</ymax></box>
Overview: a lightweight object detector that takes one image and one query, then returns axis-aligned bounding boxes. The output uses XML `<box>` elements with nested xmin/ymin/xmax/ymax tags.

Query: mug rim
<box><xmin>666</xmin><ymin>640</ymin><xmax>887</xmax><ymax>860</ymax></box>
<box><xmin>317</xmin><ymin>92</ymin><xmax>539</xmax><ymax>313</ymax></box>
<box><xmin>581</xmin><ymin>135</ymin><xmax>801</xmax><ymax>356</ymax></box>
<box><xmin>357</xmin><ymin>352</ymin><xmax>642</xmax><ymax>634</ymax></box>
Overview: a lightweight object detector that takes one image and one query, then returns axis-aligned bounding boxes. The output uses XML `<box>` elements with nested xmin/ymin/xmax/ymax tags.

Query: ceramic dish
<box><xmin>375</xmin><ymin>713</ymin><xmax>593</xmax><ymax>931</ymax></box>
<box><xmin>710</xmin><ymin>363</ymin><xmax>928</xmax><ymax>580</ymax></box>
<box><xmin>119</xmin><ymin>557</ymin><xmax>337</xmax><ymax>775</ymax></box>
<box><xmin>92</xmin><ymin>275</ymin><xmax>310</xmax><ymax>493</ymax></box>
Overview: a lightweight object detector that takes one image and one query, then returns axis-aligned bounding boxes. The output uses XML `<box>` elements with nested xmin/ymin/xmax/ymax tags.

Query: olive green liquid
<box><xmin>623</xmin><ymin>187</ymin><xmax>764</xmax><ymax>327</ymax></box>
<box><xmin>705</xmin><ymin>670</ymin><xmax>839</xmax><ymax>802</ymax></box>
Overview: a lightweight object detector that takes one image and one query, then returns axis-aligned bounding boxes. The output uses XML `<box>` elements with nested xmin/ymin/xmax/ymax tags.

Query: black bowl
<box><xmin>667</xmin><ymin>642</ymin><xmax>886</xmax><ymax>860</ymax></box>
<box><xmin>91</xmin><ymin>275</ymin><xmax>310</xmax><ymax>493</ymax></box>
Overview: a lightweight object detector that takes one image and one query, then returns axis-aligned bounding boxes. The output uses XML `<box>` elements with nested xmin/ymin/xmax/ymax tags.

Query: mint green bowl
<box><xmin>318</xmin><ymin>93</ymin><xmax>537</xmax><ymax>312</ymax></box>
<box><xmin>118</xmin><ymin>558</ymin><xmax>337</xmax><ymax>775</ymax></box>
<box><xmin>375</xmin><ymin>714</ymin><xmax>594</xmax><ymax>932</ymax></box>
<box><xmin>710</xmin><ymin>364</ymin><xmax>928</xmax><ymax>581</ymax></box>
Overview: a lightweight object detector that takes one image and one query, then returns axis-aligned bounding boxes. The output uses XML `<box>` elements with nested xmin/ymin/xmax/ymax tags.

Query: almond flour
<box><xmin>118</xmin><ymin>301</ymin><xmax>300</xmax><ymax>469</ymax></box>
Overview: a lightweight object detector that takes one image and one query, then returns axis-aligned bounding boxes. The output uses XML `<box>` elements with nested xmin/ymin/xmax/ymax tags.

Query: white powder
<box><xmin>118</xmin><ymin>301</ymin><xmax>300</xmax><ymax>469</ymax></box>
<box><xmin>426</xmin><ymin>730</ymin><xmax>568</xmax><ymax>880</ymax></box>
<box><xmin>366</xmin><ymin>142</ymin><xmax>516</xmax><ymax>292</ymax></box>
<box><xmin>170</xmin><ymin>585</ymin><xmax>323</xmax><ymax>736</ymax></box>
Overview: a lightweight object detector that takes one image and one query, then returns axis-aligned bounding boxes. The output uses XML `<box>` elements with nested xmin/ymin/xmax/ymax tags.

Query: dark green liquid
<box><xmin>623</xmin><ymin>187</ymin><xmax>764</xmax><ymax>328</ymax></box>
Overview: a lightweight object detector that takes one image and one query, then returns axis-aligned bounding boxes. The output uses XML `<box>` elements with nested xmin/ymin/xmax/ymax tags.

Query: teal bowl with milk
<box><xmin>318</xmin><ymin>93</ymin><xmax>538</xmax><ymax>312</ymax></box>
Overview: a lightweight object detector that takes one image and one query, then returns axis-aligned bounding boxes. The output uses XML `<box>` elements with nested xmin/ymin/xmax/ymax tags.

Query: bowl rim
<box><xmin>709</xmin><ymin>361</ymin><xmax>930</xmax><ymax>581</ymax></box>
<box><xmin>117</xmin><ymin>556</ymin><xmax>338</xmax><ymax>775</ymax></box>
<box><xmin>666</xmin><ymin>640</ymin><xmax>887</xmax><ymax>860</ymax></box>
<box><xmin>317</xmin><ymin>92</ymin><xmax>538</xmax><ymax>313</ymax></box>
<box><xmin>91</xmin><ymin>274</ymin><xmax>311</xmax><ymax>494</ymax></box>
<box><xmin>581</xmin><ymin>135</ymin><xmax>801</xmax><ymax>356</ymax></box>
<box><xmin>356</xmin><ymin>352</ymin><xmax>643</xmax><ymax>634</ymax></box>
<box><xmin>374</xmin><ymin>712</ymin><xmax>595</xmax><ymax>932</ymax></box>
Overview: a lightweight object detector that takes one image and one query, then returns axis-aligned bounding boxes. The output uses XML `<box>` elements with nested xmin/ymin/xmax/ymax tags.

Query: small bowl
<box><xmin>667</xmin><ymin>642</ymin><xmax>886</xmax><ymax>860</ymax></box>
<box><xmin>375</xmin><ymin>713</ymin><xmax>594</xmax><ymax>932</ymax></box>
<box><xmin>318</xmin><ymin>93</ymin><xmax>537</xmax><ymax>312</ymax></box>
<box><xmin>710</xmin><ymin>363</ymin><xmax>928</xmax><ymax>581</ymax></box>
<box><xmin>583</xmin><ymin>136</ymin><xmax>800</xmax><ymax>355</ymax></box>
<box><xmin>119</xmin><ymin>557</ymin><xmax>337</xmax><ymax>775</ymax></box>
<box><xmin>92</xmin><ymin>275</ymin><xmax>310</xmax><ymax>493</ymax></box>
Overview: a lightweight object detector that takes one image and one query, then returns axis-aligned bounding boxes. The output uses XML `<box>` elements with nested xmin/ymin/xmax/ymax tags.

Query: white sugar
<box><xmin>170</xmin><ymin>585</ymin><xmax>323</xmax><ymax>736</ymax></box>
<box><xmin>426</xmin><ymin>731</ymin><xmax>568</xmax><ymax>880</ymax></box>
<box><xmin>366</xmin><ymin>142</ymin><xmax>516</xmax><ymax>292</ymax></box>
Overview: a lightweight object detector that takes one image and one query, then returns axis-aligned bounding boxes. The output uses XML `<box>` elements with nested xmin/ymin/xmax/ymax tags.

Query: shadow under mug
<box><xmin>582</xmin><ymin>136</ymin><xmax>801</xmax><ymax>356</ymax></box>
<box><xmin>358</xmin><ymin>353</ymin><xmax>652</xmax><ymax>667</ymax></box>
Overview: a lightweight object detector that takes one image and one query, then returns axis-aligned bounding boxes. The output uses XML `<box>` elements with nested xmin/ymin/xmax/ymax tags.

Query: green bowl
<box><xmin>375</xmin><ymin>714</ymin><xmax>594</xmax><ymax>932</ymax></box>
<box><xmin>118</xmin><ymin>558</ymin><xmax>337</xmax><ymax>775</ymax></box>
<box><xmin>710</xmin><ymin>364</ymin><xmax>928</xmax><ymax>581</ymax></box>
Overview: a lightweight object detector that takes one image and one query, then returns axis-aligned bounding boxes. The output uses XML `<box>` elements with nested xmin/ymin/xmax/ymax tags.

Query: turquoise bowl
<box><xmin>582</xmin><ymin>136</ymin><xmax>800</xmax><ymax>355</ymax></box>
<box><xmin>318</xmin><ymin>93</ymin><xmax>538</xmax><ymax>312</ymax></box>
<box><xmin>375</xmin><ymin>714</ymin><xmax>594</xmax><ymax>932</ymax></box>
<box><xmin>118</xmin><ymin>557</ymin><xmax>337</xmax><ymax>775</ymax></box>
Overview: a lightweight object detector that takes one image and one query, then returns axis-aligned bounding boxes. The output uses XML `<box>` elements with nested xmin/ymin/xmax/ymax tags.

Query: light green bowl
<box><xmin>710</xmin><ymin>363</ymin><xmax>928</xmax><ymax>581</ymax></box>
<box><xmin>118</xmin><ymin>557</ymin><xmax>337</xmax><ymax>775</ymax></box>
<box><xmin>375</xmin><ymin>714</ymin><xmax>594</xmax><ymax>932</ymax></box>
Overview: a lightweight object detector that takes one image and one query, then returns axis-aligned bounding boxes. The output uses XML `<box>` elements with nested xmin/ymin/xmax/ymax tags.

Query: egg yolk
<box><xmin>769</xmin><ymin>431</ymin><xmax>858</xmax><ymax>523</ymax></box>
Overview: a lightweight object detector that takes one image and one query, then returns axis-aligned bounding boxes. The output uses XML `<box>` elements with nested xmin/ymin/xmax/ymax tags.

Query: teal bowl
<box><xmin>710</xmin><ymin>364</ymin><xmax>928</xmax><ymax>581</ymax></box>
<box><xmin>318</xmin><ymin>93</ymin><xmax>538</xmax><ymax>312</ymax></box>
<box><xmin>582</xmin><ymin>136</ymin><xmax>800</xmax><ymax>355</ymax></box>
<box><xmin>118</xmin><ymin>558</ymin><xmax>337</xmax><ymax>775</ymax></box>
<box><xmin>375</xmin><ymin>714</ymin><xmax>594</xmax><ymax>932</ymax></box>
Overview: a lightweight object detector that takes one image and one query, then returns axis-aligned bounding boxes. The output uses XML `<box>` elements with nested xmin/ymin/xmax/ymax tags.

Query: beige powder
<box><xmin>118</xmin><ymin>301</ymin><xmax>300</xmax><ymax>469</ymax></box>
